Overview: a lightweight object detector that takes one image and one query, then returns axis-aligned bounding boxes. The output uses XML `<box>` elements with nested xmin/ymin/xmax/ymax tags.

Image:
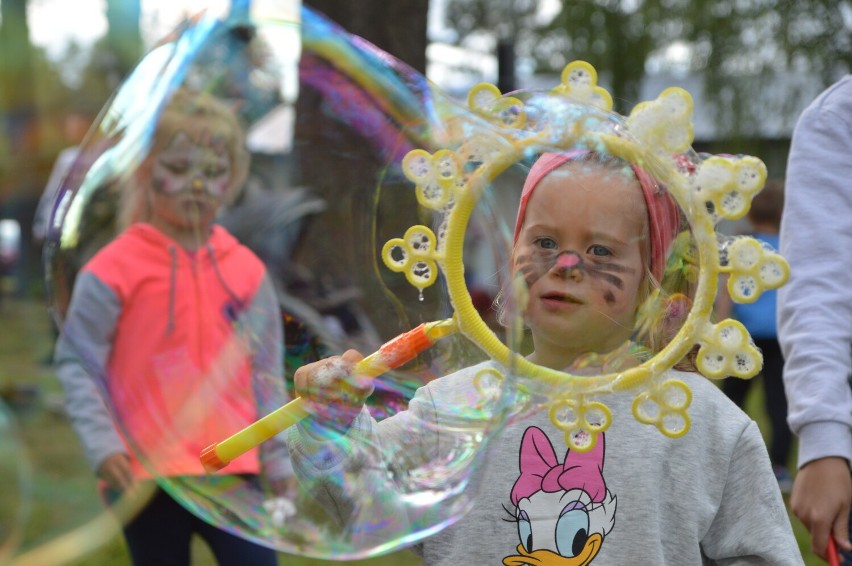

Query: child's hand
<box><xmin>294</xmin><ymin>349</ymin><xmax>373</xmax><ymax>431</ymax></box>
<box><xmin>98</xmin><ymin>452</ymin><xmax>135</xmax><ymax>493</ymax></box>
<box><xmin>789</xmin><ymin>456</ymin><xmax>852</xmax><ymax>560</ymax></box>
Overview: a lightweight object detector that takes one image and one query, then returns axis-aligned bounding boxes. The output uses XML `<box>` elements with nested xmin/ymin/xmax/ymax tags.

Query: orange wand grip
<box><xmin>361</xmin><ymin>322</ymin><xmax>434</xmax><ymax>375</ymax></box>
<box><xmin>201</xmin><ymin>318</ymin><xmax>456</xmax><ymax>473</ymax></box>
<box><xmin>828</xmin><ymin>537</ymin><xmax>840</xmax><ymax>566</ymax></box>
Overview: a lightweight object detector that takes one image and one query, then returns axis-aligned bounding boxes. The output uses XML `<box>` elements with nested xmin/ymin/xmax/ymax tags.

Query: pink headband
<box><xmin>513</xmin><ymin>150</ymin><xmax>681</xmax><ymax>283</ymax></box>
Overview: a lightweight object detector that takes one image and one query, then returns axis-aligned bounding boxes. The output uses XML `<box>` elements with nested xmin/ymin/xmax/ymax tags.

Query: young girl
<box><xmin>287</xmin><ymin>149</ymin><xmax>803</xmax><ymax>564</ymax></box>
<box><xmin>54</xmin><ymin>89</ymin><xmax>293</xmax><ymax>565</ymax></box>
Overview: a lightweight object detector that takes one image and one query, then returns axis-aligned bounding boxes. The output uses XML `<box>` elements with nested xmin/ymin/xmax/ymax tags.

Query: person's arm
<box><xmin>245</xmin><ymin>274</ymin><xmax>294</xmax><ymax>486</ymax></box>
<box><xmin>54</xmin><ymin>270</ymin><xmax>132</xmax><ymax>489</ymax></box>
<box><xmin>778</xmin><ymin>77</ymin><xmax>852</xmax><ymax>559</ymax></box>
<box><xmin>286</xmin><ymin>360</ymin><xmax>455</xmax><ymax>540</ymax></box>
<box><xmin>701</xmin><ymin>421</ymin><xmax>804</xmax><ymax>564</ymax></box>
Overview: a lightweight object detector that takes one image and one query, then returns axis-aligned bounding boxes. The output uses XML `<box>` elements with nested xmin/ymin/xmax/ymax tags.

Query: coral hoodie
<box><xmin>56</xmin><ymin>223</ymin><xmax>291</xmax><ymax>479</ymax></box>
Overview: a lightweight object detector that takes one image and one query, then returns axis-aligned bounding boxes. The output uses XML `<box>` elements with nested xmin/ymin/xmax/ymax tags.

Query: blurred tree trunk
<box><xmin>0</xmin><ymin>0</ymin><xmax>37</xmax><ymax>198</ymax></box>
<box><xmin>293</xmin><ymin>1</ymin><xmax>431</xmax><ymax>334</ymax></box>
<box><xmin>305</xmin><ymin>0</ymin><xmax>429</xmax><ymax>73</ymax></box>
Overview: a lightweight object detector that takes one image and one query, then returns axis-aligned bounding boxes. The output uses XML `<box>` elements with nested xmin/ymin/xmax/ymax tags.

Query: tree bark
<box><xmin>305</xmin><ymin>0</ymin><xmax>429</xmax><ymax>73</ymax></box>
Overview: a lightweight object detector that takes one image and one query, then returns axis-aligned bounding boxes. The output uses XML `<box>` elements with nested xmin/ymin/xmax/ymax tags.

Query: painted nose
<box><xmin>555</xmin><ymin>251</ymin><xmax>584</xmax><ymax>279</ymax></box>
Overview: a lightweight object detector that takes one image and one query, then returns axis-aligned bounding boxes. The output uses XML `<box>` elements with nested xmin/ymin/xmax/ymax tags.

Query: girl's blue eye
<box><xmin>537</xmin><ymin>238</ymin><xmax>558</xmax><ymax>250</ymax></box>
<box><xmin>588</xmin><ymin>245</ymin><xmax>611</xmax><ymax>257</ymax></box>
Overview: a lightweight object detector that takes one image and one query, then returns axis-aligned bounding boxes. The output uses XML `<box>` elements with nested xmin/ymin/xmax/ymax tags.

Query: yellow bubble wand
<box><xmin>202</xmin><ymin>60</ymin><xmax>790</xmax><ymax>471</ymax></box>
<box><xmin>201</xmin><ymin>318</ymin><xmax>458</xmax><ymax>472</ymax></box>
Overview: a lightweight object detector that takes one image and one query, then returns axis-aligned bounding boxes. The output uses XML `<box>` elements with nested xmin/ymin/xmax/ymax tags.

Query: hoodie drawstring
<box><xmin>167</xmin><ymin>245</ymin><xmax>177</xmax><ymax>334</ymax></box>
<box><xmin>207</xmin><ymin>243</ymin><xmax>242</xmax><ymax>313</ymax></box>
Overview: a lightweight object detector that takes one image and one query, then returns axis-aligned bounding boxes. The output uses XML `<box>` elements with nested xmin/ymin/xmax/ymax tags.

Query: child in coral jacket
<box><xmin>55</xmin><ymin>89</ymin><xmax>292</xmax><ymax>565</ymax></box>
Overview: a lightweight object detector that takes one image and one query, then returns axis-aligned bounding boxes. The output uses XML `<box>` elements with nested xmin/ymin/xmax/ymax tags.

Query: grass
<box><xmin>0</xmin><ymin>297</ymin><xmax>821</xmax><ymax>564</ymax></box>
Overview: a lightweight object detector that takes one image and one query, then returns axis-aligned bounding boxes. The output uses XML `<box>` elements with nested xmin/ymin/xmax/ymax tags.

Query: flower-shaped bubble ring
<box><xmin>382</xmin><ymin>60</ymin><xmax>790</xmax><ymax>448</ymax></box>
<box><xmin>632</xmin><ymin>379</ymin><xmax>693</xmax><ymax>438</ymax></box>
<box><xmin>549</xmin><ymin>397</ymin><xmax>612</xmax><ymax>451</ymax></box>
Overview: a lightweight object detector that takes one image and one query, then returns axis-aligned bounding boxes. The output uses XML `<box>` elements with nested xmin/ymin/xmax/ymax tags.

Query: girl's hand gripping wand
<box><xmin>201</xmin><ymin>318</ymin><xmax>457</xmax><ymax>473</ymax></box>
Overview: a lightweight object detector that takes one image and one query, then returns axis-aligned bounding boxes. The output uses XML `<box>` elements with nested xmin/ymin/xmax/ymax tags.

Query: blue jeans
<box><xmin>120</xmin><ymin>487</ymin><xmax>278</xmax><ymax>566</ymax></box>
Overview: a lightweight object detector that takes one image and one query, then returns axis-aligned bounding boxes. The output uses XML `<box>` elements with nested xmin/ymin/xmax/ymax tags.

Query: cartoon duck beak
<box><xmin>501</xmin><ymin>533</ymin><xmax>603</xmax><ymax>566</ymax></box>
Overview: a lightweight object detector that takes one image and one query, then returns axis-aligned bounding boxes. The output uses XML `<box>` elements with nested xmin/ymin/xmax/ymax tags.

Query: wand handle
<box><xmin>201</xmin><ymin>318</ymin><xmax>456</xmax><ymax>472</ymax></box>
<box><xmin>828</xmin><ymin>536</ymin><xmax>840</xmax><ymax>566</ymax></box>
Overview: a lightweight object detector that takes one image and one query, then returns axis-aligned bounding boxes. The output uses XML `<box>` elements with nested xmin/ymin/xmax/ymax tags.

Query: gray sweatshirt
<box><xmin>288</xmin><ymin>362</ymin><xmax>803</xmax><ymax>564</ymax></box>
<box><xmin>778</xmin><ymin>74</ymin><xmax>852</xmax><ymax>469</ymax></box>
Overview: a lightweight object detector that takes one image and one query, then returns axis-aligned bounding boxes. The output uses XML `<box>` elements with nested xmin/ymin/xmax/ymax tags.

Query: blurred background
<box><xmin>0</xmin><ymin>0</ymin><xmax>850</xmax><ymax>564</ymax></box>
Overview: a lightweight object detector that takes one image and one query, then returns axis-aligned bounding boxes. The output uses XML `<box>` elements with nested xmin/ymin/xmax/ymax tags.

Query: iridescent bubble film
<box><xmin>40</xmin><ymin>3</ymin><xmax>785</xmax><ymax>563</ymax></box>
<box><xmin>44</xmin><ymin>4</ymin><xmax>520</xmax><ymax>559</ymax></box>
<box><xmin>0</xmin><ymin>398</ymin><xmax>30</xmax><ymax>564</ymax></box>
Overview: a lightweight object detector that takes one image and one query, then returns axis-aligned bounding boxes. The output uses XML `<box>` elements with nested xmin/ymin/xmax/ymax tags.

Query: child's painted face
<box><xmin>147</xmin><ymin>130</ymin><xmax>233</xmax><ymax>230</ymax></box>
<box><xmin>513</xmin><ymin>160</ymin><xmax>648</xmax><ymax>368</ymax></box>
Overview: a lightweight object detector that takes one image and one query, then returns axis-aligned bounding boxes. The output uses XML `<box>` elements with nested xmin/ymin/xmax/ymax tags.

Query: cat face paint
<box><xmin>515</xmin><ymin>248</ymin><xmax>638</xmax><ymax>307</ymax></box>
<box><xmin>151</xmin><ymin>131</ymin><xmax>233</xmax><ymax>197</ymax></box>
<box><xmin>146</xmin><ymin>131</ymin><xmax>232</xmax><ymax>233</ymax></box>
<box><xmin>512</xmin><ymin>160</ymin><xmax>648</xmax><ymax>368</ymax></box>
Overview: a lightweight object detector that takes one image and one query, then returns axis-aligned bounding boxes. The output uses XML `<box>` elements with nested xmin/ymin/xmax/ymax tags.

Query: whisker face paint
<box><xmin>587</xmin><ymin>267</ymin><xmax>626</xmax><ymax>291</ymax></box>
<box><xmin>514</xmin><ymin>245</ymin><xmax>635</xmax><ymax>299</ymax></box>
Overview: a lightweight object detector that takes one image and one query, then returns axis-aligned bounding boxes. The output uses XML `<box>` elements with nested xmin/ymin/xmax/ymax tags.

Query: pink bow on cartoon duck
<box><xmin>510</xmin><ymin>426</ymin><xmax>606</xmax><ymax>507</ymax></box>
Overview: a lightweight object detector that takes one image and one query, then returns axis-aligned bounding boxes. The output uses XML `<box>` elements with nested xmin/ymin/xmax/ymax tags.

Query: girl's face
<box><xmin>146</xmin><ymin>130</ymin><xmax>233</xmax><ymax>232</ymax></box>
<box><xmin>513</xmin><ymin>160</ymin><xmax>649</xmax><ymax>369</ymax></box>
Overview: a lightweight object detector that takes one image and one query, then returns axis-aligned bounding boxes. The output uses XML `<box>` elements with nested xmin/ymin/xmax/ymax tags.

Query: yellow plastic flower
<box><xmin>632</xmin><ymin>379</ymin><xmax>692</xmax><ymax>438</ymax></box>
<box><xmin>723</xmin><ymin>236</ymin><xmax>790</xmax><ymax>303</ymax></box>
<box><xmin>381</xmin><ymin>225</ymin><xmax>440</xmax><ymax>290</ymax></box>
<box><xmin>691</xmin><ymin>155</ymin><xmax>767</xmax><ymax>220</ymax></box>
<box><xmin>696</xmin><ymin>319</ymin><xmax>763</xmax><ymax>379</ymax></box>
<box><xmin>551</xmin><ymin>61</ymin><xmax>613</xmax><ymax>111</ymax></box>
<box><xmin>550</xmin><ymin>397</ymin><xmax>612</xmax><ymax>451</ymax></box>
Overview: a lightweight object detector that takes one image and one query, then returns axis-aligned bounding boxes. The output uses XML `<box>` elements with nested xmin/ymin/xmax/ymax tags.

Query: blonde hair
<box><xmin>118</xmin><ymin>89</ymin><xmax>250</xmax><ymax>229</ymax></box>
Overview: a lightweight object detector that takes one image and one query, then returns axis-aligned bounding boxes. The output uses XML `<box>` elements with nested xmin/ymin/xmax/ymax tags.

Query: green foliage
<box><xmin>445</xmin><ymin>0</ymin><xmax>542</xmax><ymax>43</ymax></box>
<box><xmin>445</xmin><ymin>0</ymin><xmax>852</xmax><ymax>137</ymax></box>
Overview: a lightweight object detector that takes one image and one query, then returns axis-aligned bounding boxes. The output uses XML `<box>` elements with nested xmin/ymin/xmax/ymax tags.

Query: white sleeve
<box><xmin>777</xmin><ymin>78</ymin><xmax>852</xmax><ymax>468</ymax></box>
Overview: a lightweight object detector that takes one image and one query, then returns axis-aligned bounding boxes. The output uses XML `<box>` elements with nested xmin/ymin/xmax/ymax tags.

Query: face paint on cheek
<box><xmin>204</xmin><ymin>174</ymin><xmax>231</xmax><ymax>198</ymax></box>
<box><xmin>587</xmin><ymin>262</ymin><xmax>635</xmax><ymax>290</ymax></box>
<box><xmin>151</xmin><ymin>171</ymin><xmax>182</xmax><ymax>194</ymax></box>
<box><xmin>587</xmin><ymin>262</ymin><xmax>638</xmax><ymax>306</ymax></box>
<box><xmin>515</xmin><ymin>249</ymin><xmax>558</xmax><ymax>287</ymax></box>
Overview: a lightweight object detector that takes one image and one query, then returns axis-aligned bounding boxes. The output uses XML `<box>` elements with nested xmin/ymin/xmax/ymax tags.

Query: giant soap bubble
<box><xmin>0</xmin><ymin>398</ymin><xmax>30</xmax><ymax>563</ymax></box>
<box><xmin>41</xmin><ymin>3</ymin><xmax>789</xmax><ymax>563</ymax></box>
<box><xmin>44</xmin><ymin>4</ymin><xmax>520</xmax><ymax>560</ymax></box>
